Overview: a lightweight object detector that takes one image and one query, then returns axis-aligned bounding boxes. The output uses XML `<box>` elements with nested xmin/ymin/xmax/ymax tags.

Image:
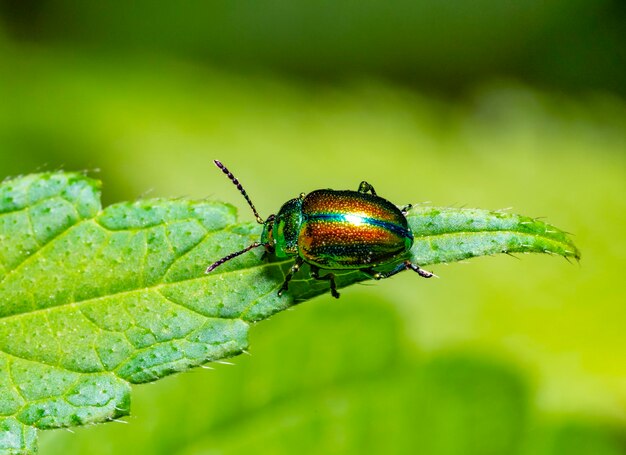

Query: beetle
<box><xmin>206</xmin><ymin>160</ymin><xmax>433</xmax><ymax>298</ymax></box>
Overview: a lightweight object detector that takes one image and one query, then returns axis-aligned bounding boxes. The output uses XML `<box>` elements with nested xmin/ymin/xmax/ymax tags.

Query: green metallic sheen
<box><xmin>261</xmin><ymin>196</ymin><xmax>304</xmax><ymax>258</ymax></box>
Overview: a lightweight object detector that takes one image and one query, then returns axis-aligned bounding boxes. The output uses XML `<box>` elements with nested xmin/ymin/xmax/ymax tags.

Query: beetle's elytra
<box><xmin>206</xmin><ymin>160</ymin><xmax>433</xmax><ymax>298</ymax></box>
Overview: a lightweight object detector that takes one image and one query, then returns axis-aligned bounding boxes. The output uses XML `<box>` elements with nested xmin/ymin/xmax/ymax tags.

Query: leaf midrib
<box><xmin>2</xmin><ymin>221</ymin><xmax>576</xmax><ymax>323</ymax></box>
<box><xmin>1</xmin><ymin>258</ymin><xmax>292</xmax><ymax>321</ymax></box>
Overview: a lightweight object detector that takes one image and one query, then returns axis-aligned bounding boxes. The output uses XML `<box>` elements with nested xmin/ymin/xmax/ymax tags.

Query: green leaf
<box><xmin>0</xmin><ymin>172</ymin><xmax>579</xmax><ymax>454</ymax></box>
<box><xmin>407</xmin><ymin>206</ymin><xmax>580</xmax><ymax>265</ymax></box>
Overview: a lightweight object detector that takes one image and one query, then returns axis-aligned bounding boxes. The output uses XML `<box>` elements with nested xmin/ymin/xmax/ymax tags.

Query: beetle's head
<box><xmin>261</xmin><ymin>214</ymin><xmax>276</xmax><ymax>253</ymax></box>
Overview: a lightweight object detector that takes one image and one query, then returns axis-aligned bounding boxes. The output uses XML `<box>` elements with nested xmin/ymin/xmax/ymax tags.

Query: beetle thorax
<box><xmin>266</xmin><ymin>197</ymin><xmax>303</xmax><ymax>258</ymax></box>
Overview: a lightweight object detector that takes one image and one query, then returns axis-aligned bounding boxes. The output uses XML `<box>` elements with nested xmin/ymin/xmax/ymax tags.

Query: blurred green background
<box><xmin>1</xmin><ymin>1</ymin><xmax>625</xmax><ymax>453</ymax></box>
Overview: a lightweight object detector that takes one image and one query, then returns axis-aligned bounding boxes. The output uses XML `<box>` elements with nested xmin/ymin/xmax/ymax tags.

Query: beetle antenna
<box><xmin>214</xmin><ymin>160</ymin><xmax>264</xmax><ymax>224</ymax></box>
<box><xmin>205</xmin><ymin>242</ymin><xmax>267</xmax><ymax>273</ymax></box>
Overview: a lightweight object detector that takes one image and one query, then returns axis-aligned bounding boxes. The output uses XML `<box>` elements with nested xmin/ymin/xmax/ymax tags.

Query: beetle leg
<box><xmin>357</xmin><ymin>181</ymin><xmax>377</xmax><ymax>196</ymax></box>
<box><xmin>278</xmin><ymin>257</ymin><xmax>304</xmax><ymax>297</ymax></box>
<box><xmin>404</xmin><ymin>261</ymin><xmax>435</xmax><ymax>278</ymax></box>
<box><xmin>310</xmin><ymin>265</ymin><xmax>340</xmax><ymax>299</ymax></box>
<box><xmin>362</xmin><ymin>260</ymin><xmax>434</xmax><ymax>280</ymax></box>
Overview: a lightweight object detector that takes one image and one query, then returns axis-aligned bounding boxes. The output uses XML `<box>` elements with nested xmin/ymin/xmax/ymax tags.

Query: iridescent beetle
<box><xmin>206</xmin><ymin>160</ymin><xmax>433</xmax><ymax>298</ymax></box>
